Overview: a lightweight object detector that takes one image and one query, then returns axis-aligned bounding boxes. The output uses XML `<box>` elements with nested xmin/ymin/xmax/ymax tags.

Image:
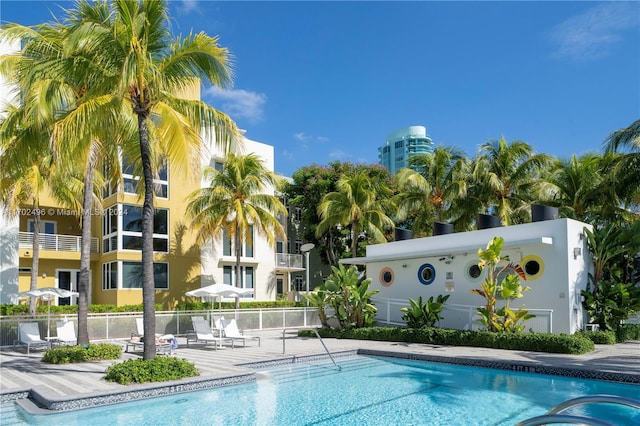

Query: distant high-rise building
<box><xmin>378</xmin><ymin>126</ymin><xmax>434</xmax><ymax>174</ymax></box>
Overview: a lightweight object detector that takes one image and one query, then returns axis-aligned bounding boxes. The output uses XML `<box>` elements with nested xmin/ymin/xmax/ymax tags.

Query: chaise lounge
<box><xmin>15</xmin><ymin>322</ymin><xmax>50</xmax><ymax>354</ymax></box>
<box><xmin>187</xmin><ymin>316</ymin><xmax>233</xmax><ymax>350</ymax></box>
<box><xmin>220</xmin><ymin>319</ymin><xmax>260</xmax><ymax>347</ymax></box>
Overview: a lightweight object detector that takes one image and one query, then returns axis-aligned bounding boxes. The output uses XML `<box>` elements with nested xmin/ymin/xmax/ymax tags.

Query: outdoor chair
<box><xmin>220</xmin><ymin>319</ymin><xmax>261</xmax><ymax>347</ymax></box>
<box><xmin>15</xmin><ymin>322</ymin><xmax>49</xmax><ymax>354</ymax></box>
<box><xmin>55</xmin><ymin>321</ymin><xmax>77</xmax><ymax>346</ymax></box>
<box><xmin>125</xmin><ymin>318</ymin><xmax>174</xmax><ymax>354</ymax></box>
<box><xmin>186</xmin><ymin>316</ymin><xmax>233</xmax><ymax>350</ymax></box>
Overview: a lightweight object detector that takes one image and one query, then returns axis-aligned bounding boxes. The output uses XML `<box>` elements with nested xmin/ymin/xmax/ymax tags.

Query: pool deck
<box><xmin>1</xmin><ymin>330</ymin><xmax>639</xmax><ymax>412</ymax></box>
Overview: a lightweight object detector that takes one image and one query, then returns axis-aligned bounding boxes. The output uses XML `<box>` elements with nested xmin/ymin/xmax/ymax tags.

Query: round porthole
<box><xmin>465</xmin><ymin>261</ymin><xmax>483</xmax><ymax>281</ymax></box>
<box><xmin>521</xmin><ymin>255</ymin><xmax>544</xmax><ymax>281</ymax></box>
<box><xmin>379</xmin><ymin>267</ymin><xmax>394</xmax><ymax>287</ymax></box>
<box><xmin>417</xmin><ymin>263</ymin><xmax>436</xmax><ymax>285</ymax></box>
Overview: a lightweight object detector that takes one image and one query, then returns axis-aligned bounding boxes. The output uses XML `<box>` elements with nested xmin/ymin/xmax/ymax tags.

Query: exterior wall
<box><xmin>360</xmin><ymin>218</ymin><xmax>592</xmax><ymax>334</ymax></box>
<box><xmin>378</xmin><ymin>125</ymin><xmax>434</xmax><ymax>174</ymax></box>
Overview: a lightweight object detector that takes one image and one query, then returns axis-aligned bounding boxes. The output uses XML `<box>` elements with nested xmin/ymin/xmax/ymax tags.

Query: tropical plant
<box><xmin>582</xmin><ymin>225</ymin><xmax>627</xmax><ymax>294</ymax></box>
<box><xmin>186</xmin><ymin>153</ymin><xmax>287</xmax><ymax>308</ymax></box>
<box><xmin>470</xmin><ymin>237</ymin><xmax>534</xmax><ymax>333</ymax></box>
<box><xmin>34</xmin><ymin>0</ymin><xmax>240</xmax><ymax>360</ymax></box>
<box><xmin>313</xmin><ymin>264</ymin><xmax>379</xmax><ymax>329</ymax></box>
<box><xmin>316</xmin><ymin>172</ymin><xmax>394</xmax><ymax>259</ymax></box>
<box><xmin>302</xmin><ymin>287</ymin><xmax>330</xmax><ymax>328</ymax></box>
<box><xmin>401</xmin><ymin>294</ymin><xmax>450</xmax><ymax>328</ymax></box>
<box><xmin>582</xmin><ymin>280</ymin><xmax>640</xmax><ymax>332</ymax></box>
<box><xmin>469</xmin><ymin>137</ymin><xmax>552</xmax><ymax>226</ymax></box>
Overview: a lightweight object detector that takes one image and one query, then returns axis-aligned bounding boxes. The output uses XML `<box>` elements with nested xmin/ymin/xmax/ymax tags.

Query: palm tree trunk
<box><xmin>29</xmin><ymin>210</ymin><xmax>41</xmax><ymax>316</ymax></box>
<box><xmin>137</xmin><ymin>111</ymin><xmax>156</xmax><ymax>360</ymax></box>
<box><xmin>234</xmin><ymin>226</ymin><xmax>241</xmax><ymax>310</ymax></box>
<box><xmin>77</xmin><ymin>151</ymin><xmax>94</xmax><ymax>346</ymax></box>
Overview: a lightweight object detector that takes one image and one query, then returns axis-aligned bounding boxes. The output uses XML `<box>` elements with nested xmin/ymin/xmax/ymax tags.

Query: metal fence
<box><xmin>0</xmin><ymin>307</ymin><xmax>321</xmax><ymax>348</ymax></box>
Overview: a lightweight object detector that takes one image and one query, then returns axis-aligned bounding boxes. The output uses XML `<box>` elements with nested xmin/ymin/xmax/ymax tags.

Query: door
<box><xmin>56</xmin><ymin>270</ymin><xmax>79</xmax><ymax>306</ymax></box>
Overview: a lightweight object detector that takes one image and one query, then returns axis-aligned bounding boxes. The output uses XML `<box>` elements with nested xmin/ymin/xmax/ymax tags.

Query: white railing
<box><xmin>372</xmin><ymin>297</ymin><xmax>554</xmax><ymax>333</ymax></box>
<box><xmin>0</xmin><ymin>307</ymin><xmax>321</xmax><ymax>347</ymax></box>
<box><xmin>275</xmin><ymin>253</ymin><xmax>304</xmax><ymax>269</ymax></box>
<box><xmin>19</xmin><ymin>232</ymin><xmax>99</xmax><ymax>253</ymax></box>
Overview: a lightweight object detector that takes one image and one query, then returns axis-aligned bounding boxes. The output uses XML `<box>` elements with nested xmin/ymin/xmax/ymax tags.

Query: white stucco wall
<box><xmin>350</xmin><ymin>218</ymin><xmax>592</xmax><ymax>334</ymax></box>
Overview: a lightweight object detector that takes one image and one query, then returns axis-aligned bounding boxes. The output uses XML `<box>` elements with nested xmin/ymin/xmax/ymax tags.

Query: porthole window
<box><xmin>465</xmin><ymin>261</ymin><xmax>483</xmax><ymax>281</ymax></box>
<box><xmin>521</xmin><ymin>255</ymin><xmax>544</xmax><ymax>281</ymax></box>
<box><xmin>417</xmin><ymin>263</ymin><xmax>436</xmax><ymax>285</ymax></box>
<box><xmin>379</xmin><ymin>267</ymin><xmax>394</xmax><ymax>287</ymax></box>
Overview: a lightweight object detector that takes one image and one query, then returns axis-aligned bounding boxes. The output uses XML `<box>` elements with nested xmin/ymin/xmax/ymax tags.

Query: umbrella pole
<box><xmin>47</xmin><ymin>296</ymin><xmax>51</xmax><ymax>340</ymax></box>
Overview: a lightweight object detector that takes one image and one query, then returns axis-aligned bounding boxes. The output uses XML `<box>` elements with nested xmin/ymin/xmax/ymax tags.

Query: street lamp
<box><xmin>300</xmin><ymin>243</ymin><xmax>315</xmax><ymax>306</ymax></box>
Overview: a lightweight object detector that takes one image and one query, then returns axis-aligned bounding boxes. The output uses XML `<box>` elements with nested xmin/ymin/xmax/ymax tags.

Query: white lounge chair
<box><xmin>15</xmin><ymin>322</ymin><xmax>49</xmax><ymax>354</ymax></box>
<box><xmin>55</xmin><ymin>321</ymin><xmax>77</xmax><ymax>346</ymax></box>
<box><xmin>187</xmin><ymin>316</ymin><xmax>232</xmax><ymax>350</ymax></box>
<box><xmin>126</xmin><ymin>318</ymin><xmax>173</xmax><ymax>354</ymax></box>
<box><xmin>221</xmin><ymin>319</ymin><xmax>260</xmax><ymax>347</ymax></box>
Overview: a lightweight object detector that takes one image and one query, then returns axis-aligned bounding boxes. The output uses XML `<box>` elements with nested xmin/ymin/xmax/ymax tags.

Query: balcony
<box><xmin>19</xmin><ymin>232</ymin><xmax>99</xmax><ymax>253</ymax></box>
<box><xmin>275</xmin><ymin>253</ymin><xmax>304</xmax><ymax>271</ymax></box>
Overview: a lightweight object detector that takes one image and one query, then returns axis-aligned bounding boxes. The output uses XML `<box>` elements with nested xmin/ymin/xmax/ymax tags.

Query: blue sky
<box><xmin>1</xmin><ymin>1</ymin><xmax>639</xmax><ymax>177</ymax></box>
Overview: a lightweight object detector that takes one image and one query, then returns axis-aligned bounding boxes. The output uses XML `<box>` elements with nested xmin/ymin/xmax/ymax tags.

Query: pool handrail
<box><xmin>282</xmin><ymin>327</ymin><xmax>341</xmax><ymax>370</ymax></box>
<box><xmin>516</xmin><ymin>394</ymin><xmax>640</xmax><ymax>426</ymax></box>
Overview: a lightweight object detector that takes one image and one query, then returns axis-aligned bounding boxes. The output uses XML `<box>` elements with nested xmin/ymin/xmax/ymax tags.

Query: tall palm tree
<box><xmin>395</xmin><ymin>147</ymin><xmax>469</xmax><ymax>235</ymax></box>
<box><xmin>604</xmin><ymin>118</ymin><xmax>640</xmax><ymax>153</ymax></box>
<box><xmin>603</xmin><ymin>119</ymin><xmax>640</xmax><ymax>218</ymax></box>
<box><xmin>185</xmin><ymin>153</ymin><xmax>287</xmax><ymax>308</ymax></box>
<box><xmin>1</xmin><ymin>9</ymin><xmax>131</xmax><ymax>345</ymax></box>
<box><xmin>316</xmin><ymin>171</ymin><xmax>395</xmax><ymax>258</ymax></box>
<box><xmin>470</xmin><ymin>137</ymin><xmax>552</xmax><ymax>226</ymax></box>
<box><xmin>4</xmin><ymin>0</ymin><xmax>240</xmax><ymax>359</ymax></box>
<box><xmin>0</xmin><ymin>105</ymin><xmax>52</xmax><ymax>315</ymax></box>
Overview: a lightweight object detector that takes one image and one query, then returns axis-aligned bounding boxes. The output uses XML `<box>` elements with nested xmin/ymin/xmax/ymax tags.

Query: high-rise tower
<box><xmin>378</xmin><ymin>126</ymin><xmax>434</xmax><ymax>174</ymax></box>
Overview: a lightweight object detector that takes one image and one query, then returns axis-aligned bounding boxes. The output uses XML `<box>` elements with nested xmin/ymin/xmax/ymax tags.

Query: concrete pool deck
<box><xmin>1</xmin><ymin>329</ymin><xmax>639</xmax><ymax>412</ymax></box>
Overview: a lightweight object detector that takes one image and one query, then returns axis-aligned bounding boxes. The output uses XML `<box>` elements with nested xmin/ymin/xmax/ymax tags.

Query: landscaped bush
<box><xmin>175</xmin><ymin>300</ymin><xmax>304</xmax><ymax>311</ymax></box>
<box><xmin>104</xmin><ymin>357</ymin><xmax>199</xmax><ymax>385</ymax></box>
<box><xmin>576</xmin><ymin>330</ymin><xmax>617</xmax><ymax>345</ymax></box>
<box><xmin>42</xmin><ymin>343</ymin><xmax>122</xmax><ymax>364</ymax></box>
<box><xmin>300</xmin><ymin>326</ymin><xmax>596</xmax><ymax>355</ymax></box>
<box><xmin>617</xmin><ymin>324</ymin><xmax>640</xmax><ymax>342</ymax></box>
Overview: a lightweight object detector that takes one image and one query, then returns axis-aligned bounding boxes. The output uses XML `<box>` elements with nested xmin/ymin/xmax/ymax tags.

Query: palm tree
<box><xmin>395</xmin><ymin>147</ymin><xmax>469</xmax><ymax>235</ymax></box>
<box><xmin>64</xmin><ymin>0</ymin><xmax>240</xmax><ymax>359</ymax></box>
<box><xmin>603</xmin><ymin>119</ymin><xmax>640</xmax><ymax>219</ymax></box>
<box><xmin>185</xmin><ymin>153</ymin><xmax>287</xmax><ymax>308</ymax></box>
<box><xmin>0</xmin><ymin>105</ymin><xmax>52</xmax><ymax>315</ymax></box>
<box><xmin>604</xmin><ymin>118</ymin><xmax>640</xmax><ymax>153</ymax></box>
<box><xmin>316</xmin><ymin>171</ymin><xmax>395</xmax><ymax>258</ymax></box>
<box><xmin>470</xmin><ymin>137</ymin><xmax>552</xmax><ymax>226</ymax></box>
<box><xmin>1</xmin><ymin>9</ymin><xmax>132</xmax><ymax>345</ymax></box>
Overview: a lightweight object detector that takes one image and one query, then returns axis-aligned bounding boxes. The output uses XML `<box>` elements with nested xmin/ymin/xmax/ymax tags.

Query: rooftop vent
<box><xmin>433</xmin><ymin>221</ymin><xmax>454</xmax><ymax>236</ymax></box>
<box><xmin>478</xmin><ymin>214</ymin><xmax>502</xmax><ymax>230</ymax></box>
<box><xmin>394</xmin><ymin>227</ymin><xmax>413</xmax><ymax>241</ymax></box>
<box><xmin>531</xmin><ymin>204</ymin><xmax>559</xmax><ymax>222</ymax></box>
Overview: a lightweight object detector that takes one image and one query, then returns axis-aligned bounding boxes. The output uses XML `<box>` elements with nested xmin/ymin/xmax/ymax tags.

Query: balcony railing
<box><xmin>19</xmin><ymin>232</ymin><xmax>99</xmax><ymax>253</ymax></box>
<box><xmin>275</xmin><ymin>253</ymin><xmax>304</xmax><ymax>269</ymax></box>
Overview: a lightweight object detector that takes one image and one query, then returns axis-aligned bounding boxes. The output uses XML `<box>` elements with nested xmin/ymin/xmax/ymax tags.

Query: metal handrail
<box><xmin>282</xmin><ymin>327</ymin><xmax>341</xmax><ymax>370</ymax></box>
<box><xmin>516</xmin><ymin>394</ymin><xmax>640</xmax><ymax>426</ymax></box>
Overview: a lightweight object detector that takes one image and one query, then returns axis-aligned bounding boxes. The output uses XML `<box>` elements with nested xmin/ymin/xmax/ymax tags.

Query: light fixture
<box><xmin>402</xmin><ymin>264</ymin><xmax>408</xmax><ymax>268</ymax></box>
<box><xmin>42</xmin><ymin>273</ymin><xmax>47</xmax><ymax>279</ymax></box>
<box><xmin>573</xmin><ymin>247</ymin><xmax>581</xmax><ymax>259</ymax></box>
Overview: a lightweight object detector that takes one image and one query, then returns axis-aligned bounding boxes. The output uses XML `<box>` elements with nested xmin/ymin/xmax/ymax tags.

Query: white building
<box><xmin>342</xmin><ymin>215</ymin><xmax>593</xmax><ymax>334</ymax></box>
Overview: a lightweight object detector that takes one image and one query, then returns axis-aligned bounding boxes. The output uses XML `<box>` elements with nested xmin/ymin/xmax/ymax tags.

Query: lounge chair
<box><xmin>15</xmin><ymin>322</ymin><xmax>49</xmax><ymax>354</ymax></box>
<box><xmin>186</xmin><ymin>316</ymin><xmax>232</xmax><ymax>350</ymax></box>
<box><xmin>125</xmin><ymin>318</ymin><xmax>173</xmax><ymax>354</ymax></box>
<box><xmin>55</xmin><ymin>321</ymin><xmax>77</xmax><ymax>346</ymax></box>
<box><xmin>220</xmin><ymin>319</ymin><xmax>261</xmax><ymax>347</ymax></box>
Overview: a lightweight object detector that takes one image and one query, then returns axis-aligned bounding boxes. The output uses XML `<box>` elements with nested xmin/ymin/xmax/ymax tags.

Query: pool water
<box><xmin>2</xmin><ymin>355</ymin><xmax>639</xmax><ymax>425</ymax></box>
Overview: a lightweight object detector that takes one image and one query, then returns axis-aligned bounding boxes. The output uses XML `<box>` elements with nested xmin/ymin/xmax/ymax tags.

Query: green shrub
<box><xmin>576</xmin><ymin>330</ymin><xmax>618</xmax><ymax>345</ymax></box>
<box><xmin>617</xmin><ymin>324</ymin><xmax>640</xmax><ymax>342</ymax></box>
<box><xmin>401</xmin><ymin>295</ymin><xmax>450</xmax><ymax>328</ymax></box>
<box><xmin>42</xmin><ymin>343</ymin><xmax>122</xmax><ymax>364</ymax></box>
<box><xmin>301</xmin><ymin>326</ymin><xmax>595</xmax><ymax>355</ymax></box>
<box><xmin>104</xmin><ymin>357</ymin><xmax>199</xmax><ymax>385</ymax></box>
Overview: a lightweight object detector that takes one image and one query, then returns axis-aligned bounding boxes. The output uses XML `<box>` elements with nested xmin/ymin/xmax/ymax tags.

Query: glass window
<box><xmin>102</xmin><ymin>262</ymin><xmax>117</xmax><ymax>290</ymax></box>
<box><xmin>244</xmin><ymin>226</ymin><xmax>254</xmax><ymax>257</ymax></box>
<box><xmin>223</xmin><ymin>232</ymin><xmax>232</xmax><ymax>256</ymax></box>
<box><xmin>295</xmin><ymin>275</ymin><xmax>304</xmax><ymax>291</ymax></box>
<box><xmin>223</xmin><ymin>265</ymin><xmax>232</xmax><ymax>285</ymax></box>
<box><xmin>122</xmin><ymin>261</ymin><xmax>168</xmax><ymax>289</ymax></box>
<box><xmin>244</xmin><ymin>267</ymin><xmax>254</xmax><ymax>290</ymax></box>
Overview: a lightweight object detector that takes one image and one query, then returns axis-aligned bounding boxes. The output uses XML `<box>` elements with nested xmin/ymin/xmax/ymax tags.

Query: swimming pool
<box><xmin>2</xmin><ymin>355</ymin><xmax>639</xmax><ymax>425</ymax></box>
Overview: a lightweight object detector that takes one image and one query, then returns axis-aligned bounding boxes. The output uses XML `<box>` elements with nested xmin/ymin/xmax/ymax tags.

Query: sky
<box><xmin>1</xmin><ymin>1</ymin><xmax>639</xmax><ymax>177</ymax></box>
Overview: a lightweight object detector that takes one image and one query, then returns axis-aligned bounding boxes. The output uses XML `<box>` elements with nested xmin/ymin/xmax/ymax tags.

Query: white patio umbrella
<box><xmin>185</xmin><ymin>284</ymin><xmax>253</xmax><ymax>328</ymax></box>
<box><xmin>17</xmin><ymin>288</ymin><xmax>79</xmax><ymax>340</ymax></box>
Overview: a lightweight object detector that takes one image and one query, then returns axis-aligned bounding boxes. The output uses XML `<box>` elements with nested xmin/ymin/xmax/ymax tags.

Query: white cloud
<box><xmin>292</xmin><ymin>132</ymin><xmax>329</xmax><ymax>145</ymax></box>
<box><xmin>203</xmin><ymin>86</ymin><xmax>267</xmax><ymax>123</ymax></box>
<box><xmin>328</xmin><ymin>149</ymin><xmax>351</xmax><ymax>161</ymax></box>
<box><xmin>549</xmin><ymin>2</ymin><xmax>639</xmax><ymax>61</ymax></box>
<box><xmin>281</xmin><ymin>149</ymin><xmax>294</xmax><ymax>160</ymax></box>
<box><xmin>180</xmin><ymin>0</ymin><xmax>200</xmax><ymax>14</ymax></box>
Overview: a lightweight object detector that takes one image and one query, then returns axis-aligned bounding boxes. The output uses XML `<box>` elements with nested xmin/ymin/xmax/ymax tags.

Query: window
<box><xmin>293</xmin><ymin>207</ymin><xmax>302</xmax><ymax>222</ymax></box>
<box><xmin>121</xmin><ymin>205</ymin><xmax>169</xmax><ymax>253</ymax></box>
<box><xmin>223</xmin><ymin>227</ymin><xmax>254</xmax><ymax>257</ymax></box>
<box><xmin>276</xmin><ymin>241</ymin><xmax>284</xmax><ymax>254</ymax></box>
<box><xmin>122</xmin><ymin>157</ymin><xmax>168</xmax><ymax>198</ymax></box>
<box><xmin>295</xmin><ymin>239</ymin><xmax>303</xmax><ymax>254</ymax></box>
<box><xmin>223</xmin><ymin>266</ymin><xmax>254</xmax><ymax>297</ymax></box>
<box><xmin>121</xmin><ymin>261</ymin><xmax>168</xmax><ymax>289</ymax></box>
<box><xmin>214</xmin><ymin>161</ymin><xmax>224</xmax><ymax>171</ymax></box>
<box><xmin>28</xmin><ymin>220</ymin><xmax>56</xmax><ymax>234</ymax></box>
<box><xmin>295</xmin><ymin>275</ymin><xmax>304</xmax><ymax>291</ymax></box>
<box><xmin>418</xmin><ymin>263</ymin><xmax>436</xmax><ymax>285</ymax></box>
<box><xmin>394</xmin><ymin>140</ymin><xmax>404</xmax><ymax>149</ymax></box>
<box><xmin>379</xmin><ymin>267</ymin><xmax>394</xmax><ymax>287</ymax></box>
<box><xmin>102</xmin><ymin>262</ymin><xmax>117</xmax><ymax>290</ymax></box>
<box><xmin>223</xmin><ymin>265</ymin><xmax>232</xmax><ymax>285</ymax></box>
<box><xmin>244</xmin><ymin>225</ymin><xmax>254</xmax><ymax>257</ymax></box>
